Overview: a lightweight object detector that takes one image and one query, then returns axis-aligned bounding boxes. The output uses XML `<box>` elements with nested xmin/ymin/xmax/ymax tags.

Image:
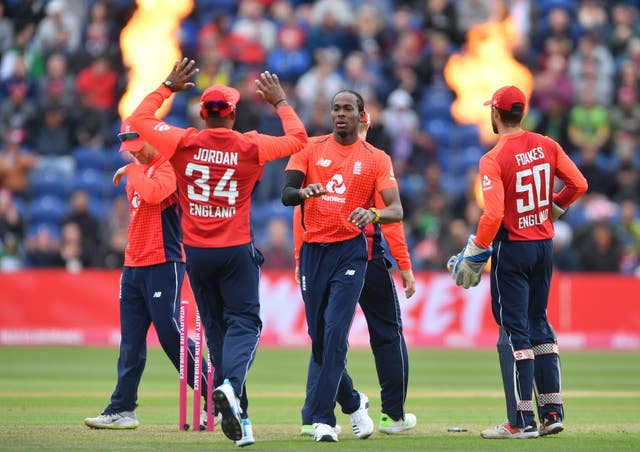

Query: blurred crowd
<box><xmin>0</xmin><ymin>0</ymin><xmax>639</xmax><ymax>275</ymax></box>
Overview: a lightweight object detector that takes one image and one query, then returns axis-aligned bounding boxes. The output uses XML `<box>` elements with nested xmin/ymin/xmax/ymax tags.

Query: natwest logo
<box><xmin>325</xmin><ymin>174</ymin><xmax>346</xmax><ymax>194</ymax></box>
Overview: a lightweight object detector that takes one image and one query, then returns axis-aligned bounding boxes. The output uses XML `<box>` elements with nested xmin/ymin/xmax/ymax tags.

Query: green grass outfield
<box><xmin>1</xmin><ymin>347</ymin><xmax>639</xmax><ymax>451</ymax></box>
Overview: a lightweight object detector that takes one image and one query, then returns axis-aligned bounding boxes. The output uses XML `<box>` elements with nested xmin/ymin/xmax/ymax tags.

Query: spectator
<box><xmin>260</xmin><ymin>216</ymin><xmax>295</xmax><ymax>269</ymax></box>
<box><xmin>31</xmin><ymin>0</ymin><xmax>79</xmax><ymax>56</ymax></box>
<box><xmin>24</xmin><ymin>224</ymin><xmax>63</xmax><ymax>267</ymax></box>
<box><xmin>0</xmin><ymin>188</ymin><xmax>24</xmax><ymax>271</ymax></box>
<box><xmin>295</xmin><ymin>47</ymin><xmax>344</xmax><ymax>122</ymax></box>
<box><xmin>606</xmin><ymin>2</ymin><xmax>640</xmax><ymax>58</ymax></box>
<box><xmin>616</xmin><ymin>199</ymin><xmax>640</xmax><ymax>274</ymax></box>
<box><xmin>567</xmin><ymin>89</ymin><xmax>610</xmax><ymax>155</ymax></box>
<box><xmin>63</xmin><ymin>190</ymin><xmax>102</xmax><ymax>268</ymax></box>
<box><xmin>33</xmin><ymin>103</ymin><xmax>75</xmax><ymax>167</ymax></box>
<box><xmin>38</xmin><ymin>53</ymin><xmax>75</xmax><ymax>109</ymax></box>
<box><xmin>0</xmin><ymin>128</ymin><xmax>37</xmax><ymax>195</ymax></box>
<box><xmin>0</xmin><ymin>2</ymin><xmax>14</xmax><ymax>57</ymax></box>
<box><xmin>265</xmin><ymin>24</ymin><xmax>311</xmax><ymax>84</ymax></box>
<box><xmin>75</xmin><ymin>54</ymin><xmax>119</xmax><ymax>114</ymax></box>
<box><xmin>232</xmin><ymin>0</ymin><xmax>277</xmax><ymax>54</ymax></box>
<box><xmin>0</xmin><ymin>25</ymin><xmax>44</xmax><ymax>81</ymax></box>
<box><xmin>380</xmin><ymin>88</ymin><xmax>419</xmax><ymax>172</ymax></box>
<box><xmin>576</xmin><ymin>221</ymin><xmax>623</xmax><ymax>272</ymax></box>
<box><xmin>551</xmin><ymin>220</ymin><xmax>578</xmax><ymax>272</ymax></box>
<box><xmin>0</xmin><ymin>80</ymin><xmax>37</xmax><ymax>141</ymax></box>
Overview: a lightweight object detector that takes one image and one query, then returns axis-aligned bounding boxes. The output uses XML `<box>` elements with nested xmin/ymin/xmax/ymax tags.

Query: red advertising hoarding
<box><xmin>1</xmin><ymin>270</ymin><xmax>639</xmax><ymax>350</ymax></box>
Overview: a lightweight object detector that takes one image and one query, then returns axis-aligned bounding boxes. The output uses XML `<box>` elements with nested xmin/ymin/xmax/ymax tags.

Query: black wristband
<box><xmin>163</xmin><ymin>80</ymin><xmax>175</xmax><ymax>92</ymax></box>
<box><xmin>274</xmin><ymin>99</ymin><xmax>287</xmax><ymax>108</ymax></box>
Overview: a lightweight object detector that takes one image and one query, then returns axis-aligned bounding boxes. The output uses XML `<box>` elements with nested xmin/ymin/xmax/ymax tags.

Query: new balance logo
<box><xmin>345</xmin><ymin>269</ymin><xmax>355</xmax><ymax>276</ymax></box>
<box><xmin>153</xmin><ymin>291</ymin><xmax>162</xmax><ymax>298</ymax></box>
<box><xmin>316</xmin><ymin>158</ymin><xmax>332</xmax><ymax>167</ymax></box>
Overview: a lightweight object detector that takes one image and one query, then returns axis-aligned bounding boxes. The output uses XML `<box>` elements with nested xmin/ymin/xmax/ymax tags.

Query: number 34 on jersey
<box><xmin>186</xmin><ymin>162</ymin><xmax>238</xmax><ymax>218</ymax></box>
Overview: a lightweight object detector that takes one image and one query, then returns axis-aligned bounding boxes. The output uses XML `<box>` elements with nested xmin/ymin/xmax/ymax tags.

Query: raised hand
<box><xmin>164</xmin><ymin>57</ymin><xmax>199</xmax><ymax>93</ymax></box>
<box><xmin>255</xmin><ymin>71</ymin><xmax>287</xmax><ymax>107</ymax></box>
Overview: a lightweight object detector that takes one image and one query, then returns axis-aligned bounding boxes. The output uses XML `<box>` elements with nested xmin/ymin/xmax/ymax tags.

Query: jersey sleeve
<box><xmin>293</xmin><ymin>205</ymin><xmax>303</xmax><ymax>265</ymax></box>
<box><xmin>552</xmin><ymin>142</ymin><xmax>588</xmax><ymax>208</ymax></box>
<box><xmin>124</xmin><ymin>159</ymin><xmax>176</xmax><ymax>204</ymax></box>
<box><xmin>374</xmin><ymin>151</ymin><xmax>398</xmax><ymax>192</ymax></box>
<box><xmin>475</xmin><ymin>154</ymin><xmax>504</xmax><ymax>249</ymax></box>
<box><xmin>285</xmin><ymin>145</ymin><xmax>310</xmax><ymax>174</ymax></box>
<box><xmin>375</xmin><ymin>192</ymin><xmax>411</xmax><ymax>270</ymax></box>
<box><xmin>250</xmin><ymin>105</ymin><xmax>308</xmax><ymax>165</ymax></box>
<box><xmin>127</xmin><ymin>85</ymin><xmax>191</xmax><ymax>160</ymax></box>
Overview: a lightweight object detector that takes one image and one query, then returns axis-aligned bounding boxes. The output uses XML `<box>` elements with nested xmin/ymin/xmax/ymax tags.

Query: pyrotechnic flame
<box><xmin>118</xmin><ymin>0</ymin><xmax>193</xmax><ymax>119</ymax></box>
<box><xmin>444</xmin><ymin>17</ymin><xmax>533</xmax><ymax>145</ymax></box>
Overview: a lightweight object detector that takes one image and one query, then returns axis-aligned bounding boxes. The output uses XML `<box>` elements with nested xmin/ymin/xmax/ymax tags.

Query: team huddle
<box><xmin>83</xmin><ymin>58</ymin><xmax>587</xmax><ymax>445</ymax></box>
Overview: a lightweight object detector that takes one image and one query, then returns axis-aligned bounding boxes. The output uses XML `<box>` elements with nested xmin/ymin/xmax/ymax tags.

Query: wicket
<box><xmin>178</xmin><ymin>300</ymin><xmax>214</xmax><ymax>431</ymax></box>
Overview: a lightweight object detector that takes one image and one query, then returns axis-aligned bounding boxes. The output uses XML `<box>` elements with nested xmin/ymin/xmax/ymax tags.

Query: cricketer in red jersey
<box><xmin>282</xmin><ymin>90</ymin><xmax>403</xmax><ymax>442</ymax></box>
<box><xmin>128</xmin><ymin>59</ymin><xmax>307</xmax><ymax>445</ymax></box>
<box><xmin>449</xmin><ymin>86</ymin><xmax>587</xmax><ymax>440</ymax></box>
<box><xmin>85</xmin><ymin>119</ymin><xmax>209</xmax><ymax>430</ymax></box>
<box><xmin>294</xmin><ymin>111</ymin><xmax>417</xmax><ymax>436</ymax></box>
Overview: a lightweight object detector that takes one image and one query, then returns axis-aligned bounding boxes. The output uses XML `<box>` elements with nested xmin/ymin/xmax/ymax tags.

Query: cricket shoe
<box><xmin>481</xmin><ymin>421</ymin><xmax>539</xmax><ymax>439</ymax></box>
<box><xmin>313</xmin><ymin>422</ymin><xmax>338</xmax><ymax>442</ymax></box>
<box><xmin>350</xmin><ymin>392</ymin><xmax>374</xmax><ymax>439</ymax></box>
<box><xmin>84</xmin><ymin>411</ymin><xmax>139</xmax><ymax>429</ymax></box>
<box><xmin>235</xmin><ymin>418</ymin><xmax>255</xmax><ymax>447</ymax></box>
<box><xmin>212</xmin><ymin>379</ymin><xmax>243</xmax><ymax>441</ymax></box>
<box><xmin>301</xmin><ymin>424</ymin><xmax>341</xmax><ymax>436</ymax></box>
<box><xmin>539</xmin><ymin>412</ymin><xmax>564</xmax><ymax>436</ymax></box>
<box><xmin>379</xmin><ymin>412</ymin><xmax>417</xmax><ymax>434</ymax></box>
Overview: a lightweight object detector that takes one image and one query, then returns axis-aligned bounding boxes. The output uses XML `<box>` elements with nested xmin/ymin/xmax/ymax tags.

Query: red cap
<box><xmin>483</xmin><ymin>85</ymin><xmax>526</xmax><ymax>112</ymax></box>
<box><xmin>200</xmin><ymin>85</ymin><xmax>240</xmax><ymax>117</ymax></box>
<box><xmin>117</xmin><ymin>118</ymin><xmax>145</xmax><ymax>153</ymax></box>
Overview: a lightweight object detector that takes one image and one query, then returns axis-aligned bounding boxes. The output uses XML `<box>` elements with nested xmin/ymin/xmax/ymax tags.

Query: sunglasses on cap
<box><xmin>117</xmin><ymin>131</ymin><xmax>140</xmax><ymax>142</ymax></box>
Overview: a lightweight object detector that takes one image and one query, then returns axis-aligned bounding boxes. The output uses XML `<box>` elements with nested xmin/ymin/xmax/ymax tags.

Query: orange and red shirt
<box><xmin>123</xmin><ymin>157</ymin><xmax>184</xmax><ymax>266</ymax></box>
<box><xmin>475</xmin><ymin>130</ymin><xmax>588</xmax><ymax>248</ymax></box>
<box><xmin>128</xmin><ymin>84</ymin><xmax>308</xmax><ymax>248</ymax></box>
<box><xmin>286</xmin><ymin>135</ymin><xmax>398</xmax><ymax>243</ymax></box>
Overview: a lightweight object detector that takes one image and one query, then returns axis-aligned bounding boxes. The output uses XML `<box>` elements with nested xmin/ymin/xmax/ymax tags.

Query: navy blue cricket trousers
<box><xmin>491</xmin><ymin>239</ymin><xmax>562</xmax><ymax>427</ymax></box>
<box><xmin>299</xmin><ymin>234</ymin><xmax>368</xmax><ymax>426</ymax></box>
<box><xmin>184</xmin><ymin>243</ymin><xmax>263</xmax><ymax>419</ymax></box>
<box><xmin>106</xmin><ymin>261</ymin><xmax>209</xmax><ymax>414</ymax></box>
<box><xmin>302</xmin><ymin>257</ymin><xmax>409</xmax><ymax>423</ymax></box>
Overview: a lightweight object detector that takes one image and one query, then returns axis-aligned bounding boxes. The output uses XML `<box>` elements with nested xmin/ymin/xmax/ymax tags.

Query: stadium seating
<box><xmin>26</xmin><ymin>195</ymin><xmax>67</xmax><ymax>226</ymax></box>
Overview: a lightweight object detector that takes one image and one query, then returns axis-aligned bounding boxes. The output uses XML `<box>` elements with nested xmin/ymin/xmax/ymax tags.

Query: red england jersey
<box><xmin>123</xmin><ymin>157</ymin><xmax>184</xmax><ymax>266</ymax></box>
<box><xmin>475</xmin><ymin>130</ymin><xmax>588</xmax><ymax>248</ymax></box>
<box><xmin>286</xmin><ymin>135</ymin><xmax>397</xmax><ymax>243</ymax></box>
<box><xmin>293</xmin><ymin>191</ymin><xmax>411</xmax><ymax>270</ymax></box>
<box><xmin>128</xmin><ymin>85</ymin><xmax>307</xmax><ymax>247</ymax></box>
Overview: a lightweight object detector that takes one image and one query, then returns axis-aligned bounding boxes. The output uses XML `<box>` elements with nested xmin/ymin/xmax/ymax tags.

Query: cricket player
<box><xmin>282</xmin><ymin>90</ymin><xmax>403</xmax><ymax>442</ymax></box>
<box><xmin>295</xmin><ymin>111</ymin><xmax>417</xmax><ymax>437</ymax></box>
<box><xmin>127</xmin><ymin>58</ymin><xmax>307</xmax><ymax>446</ymax></box>
<box><xmin>449</xmin><ymin>85</ymin><xmax>588</xmax><ymax>439</ymax></box>
<box><xmin>84</xmin><ymin>118</ymin><xmax>209</xmax><ymax>430</ymax></box>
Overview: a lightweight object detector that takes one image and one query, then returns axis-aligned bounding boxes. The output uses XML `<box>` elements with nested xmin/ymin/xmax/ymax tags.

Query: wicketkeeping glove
<box><xmin>451</xmin><ymin>235</ymin><xmax>492</xmax><ymax>289</ymax></box>
<box><xmin>551</xmin><ymin>202</ymin><xmax>566</xmax><ymax>221</ymax></box>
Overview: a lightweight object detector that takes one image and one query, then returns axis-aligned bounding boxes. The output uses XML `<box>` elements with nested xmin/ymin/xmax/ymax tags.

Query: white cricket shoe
<box><xmin>350</xmin><ymin>392</ymin><xmax>374</xmax><ymax>439</ymax></box>
<box><xmin>481</xmin><ymin>421</ymin><xmax>539</xmax><ymax>439</ymax></box>
<box><xmin>313</xmin><ymin>422</ymin><xmax>338</xmax><ymax>442</ymax></box>
<box><xmin>212</xmin><ymin>379</ymin><xmax>243</xmax><ymax>441</ymax></box>
<box><xmin>235</xmin><ymin>418</ymin><xmax>255</xmax><ymax>447</ymax></box>
<box><xmin>84</xmin><ymin>411</ymin><xmax>139</xmax><ymax>429</ymax></box>
<box><xmin>300</xmin><ymin>424</ymin><xmax>341</xmax><ymax>436</ymax></box>
<box><xmin>379</xmin><ymin>412</ymin><xmax>417</xmax><ymax>434</ymax></box>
